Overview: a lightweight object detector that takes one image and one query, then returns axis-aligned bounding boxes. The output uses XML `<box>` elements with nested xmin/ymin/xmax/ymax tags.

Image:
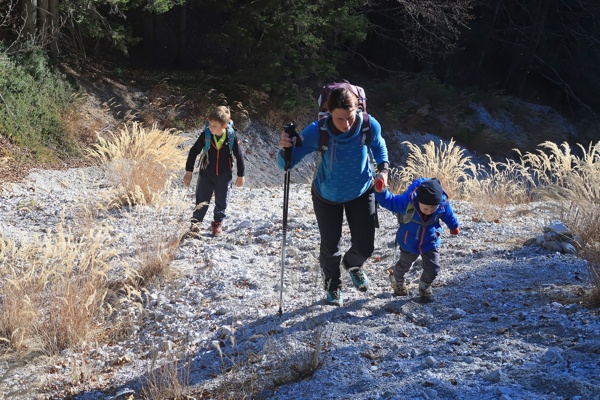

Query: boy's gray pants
<box><xmin>393</xmin><ymin>248</ymin><xmax>441</xmax><ymax>285</ymax></box>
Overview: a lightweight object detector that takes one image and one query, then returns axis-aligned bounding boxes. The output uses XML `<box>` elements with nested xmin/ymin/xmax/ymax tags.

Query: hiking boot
<box><xmin>326</xmin><ymin>287</ymin><xmax>343</xmax><ymax>307</ymax></box>
<box><xmin>389</xmin><ymin>273</ymin><xmax>408</xmax><ymax>296</ymax></box>
<box><xmin>211</xmin><ymin>221</ymin><xmax>223</xmax><ymax>236</ymax></box>
<box><xmin>183</xmin><ymin>222</ymin><xmax>201</xmax><ymax>239</ymax></box>
<box><xmin>418</xmin><ymin>281</ymin><xmax>434</xmax><ymax>303</ymax></box>
<box><xmin>347</xmin><ymin>266</ymin><xmax>369</xmax><ymax>292</ymax></box>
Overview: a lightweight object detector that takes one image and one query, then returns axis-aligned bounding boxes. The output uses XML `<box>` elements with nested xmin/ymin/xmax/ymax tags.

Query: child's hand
<box><xmin>183</xmin><ymin>171</ymin><xmax>193</xmax><ymax>187</ymax></box>
<box><xmin>374</xmin><ymin>169</ymin><xmax>388</xmax><ymax>193</ymax></box>
<box><xmin>374</xmin><ymin>177</ymin><xmax>386</xmax><ymax>192</ymax></box>
<box><xmin>450</xmin><ymin>228</ymin><xmax>460</xmax><ymax>235</ymax></box>
<box><xmin>235</xmin><ymin>176</ymin><xmax>245</xmax><ymax>187</ymax></box>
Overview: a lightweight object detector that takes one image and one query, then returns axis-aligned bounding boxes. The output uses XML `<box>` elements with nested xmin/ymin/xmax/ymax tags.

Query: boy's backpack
<box><xmin>202</xmin><ymin>120</ymin><xmax>236</xmax><ymax>155</ymax></box>
<box><xmin>317</xmin><ymin>80</ymin><xmax>371</xmax><ymax>155</ymax></box>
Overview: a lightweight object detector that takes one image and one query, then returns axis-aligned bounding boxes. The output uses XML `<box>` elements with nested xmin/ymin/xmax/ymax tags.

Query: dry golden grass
<box><xmin>141</xmin><ymin>354</ymin><xmax>191</xmax><ymax>400</ymax></box>
<box><xmin>0</xmin><ymin>182</ymin><xmax>190</xmax><ymax>357</ymax></box>
<box><xmin>87</xmin><ymin>122</ymin><xmax>187</xmax><ymax>207</ymax></box>
<box><xmin>515</xmin><ymin>141</ymin><xmax>581</xmax><ymax>190</ymax></box>
<box><xmin>462</xmin><ymin>156</ymin><xmax>532</xmax><ymax>221</ymax></box>
<box><xmin>395</xmin><ymin>138</ymin><xmax>476</xmax><ymax>199</ymax></box>
<box><xmin>518</xmin><ymin>141</ymin><xmax>600</xmax><ymax>304</ymax></box>
<box><xmin>125</xmin><ymin>193</ymin><xmax>190</xmax><ymax>289</ymax></box>
<box><xmin>0</xmin><ymin>225</ymin><xmax>118</xmax><ymax>355</ymax></box>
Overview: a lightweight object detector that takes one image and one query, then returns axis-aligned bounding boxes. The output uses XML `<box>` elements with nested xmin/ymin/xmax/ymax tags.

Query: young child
<box><xmin>183</xmin><ymin>106</ymin><xmax>245</xmax><ymax>236</ymax></box>
<box><xmin>374</xmin><ymin>178</ymin><xmax>459</xmax><ymax>303</ymax></box>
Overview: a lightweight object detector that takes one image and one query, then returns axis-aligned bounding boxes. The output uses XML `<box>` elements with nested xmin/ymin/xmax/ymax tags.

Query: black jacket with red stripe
<box><xmin>185</xmin><ymin>131</ymin><xmax>245</xmax><ymax>177</ymax></box>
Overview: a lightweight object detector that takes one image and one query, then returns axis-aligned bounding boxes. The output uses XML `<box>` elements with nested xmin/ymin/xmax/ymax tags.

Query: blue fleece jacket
<box><xmin>375</xmin><ymin>178</ymin><xmax>460</xmax><ymax>254</ymax></box>
<box><xmin>277</xmin><ymin>112</ymin><xmax>389</xmax><ymax>203</ymax></box>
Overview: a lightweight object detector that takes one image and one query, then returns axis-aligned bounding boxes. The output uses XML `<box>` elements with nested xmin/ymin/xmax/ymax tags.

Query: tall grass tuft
<box><xmin>396</xmin><ymin>138</ymin><xmax>476</xmax><ymax>199</ymax></box>
<box><xmin>87</xmin><ymin>122</ymin><xmax>187</xmax><ymax>207</ymax></box>
<box><xmin>125</xmin><ymin>192</ymin><xmax>191</xmax><ymax>289</ymax></box>
<box><xmin>524</xmin><ymin>141</ymin><xmax>600</xmax><ymax>304</ymax></box>
<box><xmin>0</xmin><ymin>225</ymin><xmax>118</xmax><ymax>355</ymax></box>
<box><xmin>462</xmin><ymin>156</ymin><xmax>532</xmax><ymax>221</ymax></box>
<box><xmin>141</xmin><ymin>354</ymin><xmax>191</xmax><ymax>400</ymax></box>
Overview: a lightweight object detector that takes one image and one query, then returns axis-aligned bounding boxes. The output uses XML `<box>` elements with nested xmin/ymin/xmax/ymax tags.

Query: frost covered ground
<box><xmin>0</xmin><ymin>125</ymin><xmax>599</xmax><ymax>400</ymax></box>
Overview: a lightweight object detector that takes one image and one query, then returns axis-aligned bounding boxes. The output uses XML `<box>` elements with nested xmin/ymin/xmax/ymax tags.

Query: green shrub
<box><xmin>0</xmin><ymin>49</ymin><xmax>76</xmax><ymax>161</ymax></box>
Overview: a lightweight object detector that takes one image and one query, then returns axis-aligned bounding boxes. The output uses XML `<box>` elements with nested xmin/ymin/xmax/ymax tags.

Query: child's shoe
<box><xmin>326</xmin><ymin>287</ymin><xmax>343</xmax><ymax>307</ymax></box>
<box><xmin>418</xmin><ymin>280</ymin><xmax>434</xmax><ymax>303</ymax></box>
<box><xmin>389</xmin><ymin>273</ymin><xmax>408</xmax><ymax>296</ymax></box>
<box><xmin>211</xmin><ymin>221</ymin><xmax>223</xmax><ymax>236</ymax></box>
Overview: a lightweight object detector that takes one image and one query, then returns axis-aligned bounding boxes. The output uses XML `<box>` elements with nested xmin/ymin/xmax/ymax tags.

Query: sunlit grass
<box><xmin>462</xmin><ymin>156</ymin><xmax>532</xmax><ymax>221</ymax></box>
<box><xmin>0</xmin><ymin>225</ymin><xmax>117</xmax><ymax>354</ymax></box>
<box><xmin>87</xmin><ymin>122</ymin><xmax>187</xmax><ymax>207</ymax></box>
<box><xmin>523</xmin><ymin>141</ymin><xmax>600</xmax><ymax>304</ymax></box>
<box><xmin>396</xmin><ymin>138</ymin><xmax>476</xmax><ymax>199</ymax></box>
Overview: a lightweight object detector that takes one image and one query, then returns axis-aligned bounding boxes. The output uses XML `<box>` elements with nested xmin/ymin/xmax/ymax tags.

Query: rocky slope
<box><xmin>1</xmin><ymin>121</ymin><xmax>599</xmax><ymax>399</ymax></box>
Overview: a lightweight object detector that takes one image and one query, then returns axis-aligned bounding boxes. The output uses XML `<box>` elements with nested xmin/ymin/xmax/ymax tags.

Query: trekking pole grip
<box><xmin>283</xmin><ymin>122</ymin><xmax>302</xmax><ymax>170</ymax></box>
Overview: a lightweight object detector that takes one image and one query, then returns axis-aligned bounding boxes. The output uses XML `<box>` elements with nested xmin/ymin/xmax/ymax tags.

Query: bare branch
<box><xmin>365</xmin><ymin>0</ymin><xmax>476</xmax><ymax>58</ymax></box>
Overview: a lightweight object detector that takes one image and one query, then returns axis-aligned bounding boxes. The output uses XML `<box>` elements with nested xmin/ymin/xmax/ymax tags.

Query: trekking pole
<box><xmin>278</xmin><ymin>122</ymin><xmax>301</xmax><ymax>317</ymax></box>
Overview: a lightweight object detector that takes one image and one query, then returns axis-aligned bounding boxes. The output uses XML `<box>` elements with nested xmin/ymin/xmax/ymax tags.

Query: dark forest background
<box><xmin>1</xmin><ymin>0</ymin><xmax>600</xmax><ymax>162</ymax></box>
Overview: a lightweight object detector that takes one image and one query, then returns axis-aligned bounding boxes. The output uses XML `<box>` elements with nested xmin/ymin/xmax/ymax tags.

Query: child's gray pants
<box><xmin>394</xmin><ymin>247</ymin><xmax>441</xmax><ymax>285</ymax></box>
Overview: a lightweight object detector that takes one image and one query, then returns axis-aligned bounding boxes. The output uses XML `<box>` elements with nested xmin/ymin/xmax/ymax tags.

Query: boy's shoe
<box><xmin>183</xmin><ymin>222</ymin><xmax>201</xmax><ymax>239</ymax></box>
<box><xmin>418</xmin><ymin>280</ymin><xmax>434</xmax><ymax>303</ymax></box>
<box><xmin>389</xmin><ymin>273</ymin><xmax>408</xmax><ymax>296</ymax></box>
<box><xmin>211</xmin><ymin>221</ymin><xmax>223</xmax><ymax>236</ymax></box>
<box><xmin>346</xmin><ymin>266</ymin><xmax>369</xmax><ymax>292</ymax></box>
<box><xmin>326</xmin><ymin>287</ymin><xmax>343</xmax><ymax>307</ymax></box>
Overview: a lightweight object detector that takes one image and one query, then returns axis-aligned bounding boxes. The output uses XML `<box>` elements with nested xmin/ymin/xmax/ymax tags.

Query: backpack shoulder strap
<box><xmin>402</xmin><ymin>202</ymin><xmax>416</xmax><ymax>224</ymax></box>
<box><xmin>202</xmin><ymin>121</ymin><xmax>211</xmax><ymax>154</ymax></box>
<box><xmin>227</xmin><ymin>120</ymin><xmax>236</xmax><ymax>149</ymax></box>
<box><xmin>361</xmin><ymin>111</ymin><xmax>371</xmax><ymax>146</ymax></box>
<box><xmin>318</xmin><ymin>117</ymin><xmax>329</xmax><ymax>155</ymax></box>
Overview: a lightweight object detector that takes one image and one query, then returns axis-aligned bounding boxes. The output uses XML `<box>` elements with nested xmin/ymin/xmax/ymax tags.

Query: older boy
<box><xmin>183</xmin><ymin>106</ymin><xmax>245</xmax><ymax>236</ymax></box>
<box><xmin>375</xmin><ymin>178</ymin><xmax>459</xmax><ymax>303</ymax></box>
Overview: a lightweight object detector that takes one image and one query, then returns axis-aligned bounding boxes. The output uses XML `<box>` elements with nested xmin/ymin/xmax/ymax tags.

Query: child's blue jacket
<box><xmin>375</xmin><ymin>178</ymin><xmax>460</xmax><ymax>255</ymax></box>
<box><xmin>277</xmin><ymin>112</ymin><xmax>388</xmax><ymax>203</ymax></box>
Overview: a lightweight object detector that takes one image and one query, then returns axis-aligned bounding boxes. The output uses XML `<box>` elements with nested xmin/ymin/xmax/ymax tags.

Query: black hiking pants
<box><xmin>312</xmin><ymin>186</ymin><xmax>377</xmax><ymax>291</ymax></box>
<box><xmin>192</xmin><ymin>170</ymin><xmax>232</xmax><ymax>224</ymax></box>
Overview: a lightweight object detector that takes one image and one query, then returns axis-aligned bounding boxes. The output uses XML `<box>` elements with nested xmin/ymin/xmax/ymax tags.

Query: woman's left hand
<box><xmin>374</xmin><ymin>170</ymin><xmax>388</xmax><ymax>192</ymax></box>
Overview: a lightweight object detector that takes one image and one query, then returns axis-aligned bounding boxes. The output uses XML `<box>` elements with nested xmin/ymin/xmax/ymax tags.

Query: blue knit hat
<box><xmin>417</xmin><ymin>178</ymin><xmax>443</xmax><ymax>205</ymax></box>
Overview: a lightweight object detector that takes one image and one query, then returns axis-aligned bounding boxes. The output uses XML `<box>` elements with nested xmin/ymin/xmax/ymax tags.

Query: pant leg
<box><xmin>312</xmin><ymin>189</ymin><xmax>344</xmax><ymax>289</ymax></box>
<box><xmin>213</xmin><ymin>173</ymin><xmax>233</xmax><ymax>223</ymax></box>
<box><xmin>342</xmin><ymin>187</ymin><xmax>377</xmax><ymax>268</ymax></box>
<box><xmin>420</xmin><ymin>248</ymin><xmax>441</xmax><ymax>285</ymax></box>
<box><xmin>394</xmin><ymin>249</ymin><xmax>419</xmax><ymax>282</ymax></box>
<box><xmin>193</xmin><ymin>174</ymin><xmax>214</xmax><ymax>223</ymax></box>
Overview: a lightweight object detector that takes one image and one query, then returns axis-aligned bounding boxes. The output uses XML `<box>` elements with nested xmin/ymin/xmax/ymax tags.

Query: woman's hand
<box><xmin>235</xmin><ymin>176</ymin><xmax>245</xmax><ymax>187</ymax></box>
<box><xmin>279</xmin><ymin>131</ymin><xmax>296</xmax><ymax>149</ymax></box>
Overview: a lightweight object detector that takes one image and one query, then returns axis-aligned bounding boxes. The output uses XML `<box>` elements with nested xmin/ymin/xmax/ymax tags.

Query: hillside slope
<box><xmin>0</xmin><ymin>141</ymin><xmax>598</xmax><ymax>399</ymax></box>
